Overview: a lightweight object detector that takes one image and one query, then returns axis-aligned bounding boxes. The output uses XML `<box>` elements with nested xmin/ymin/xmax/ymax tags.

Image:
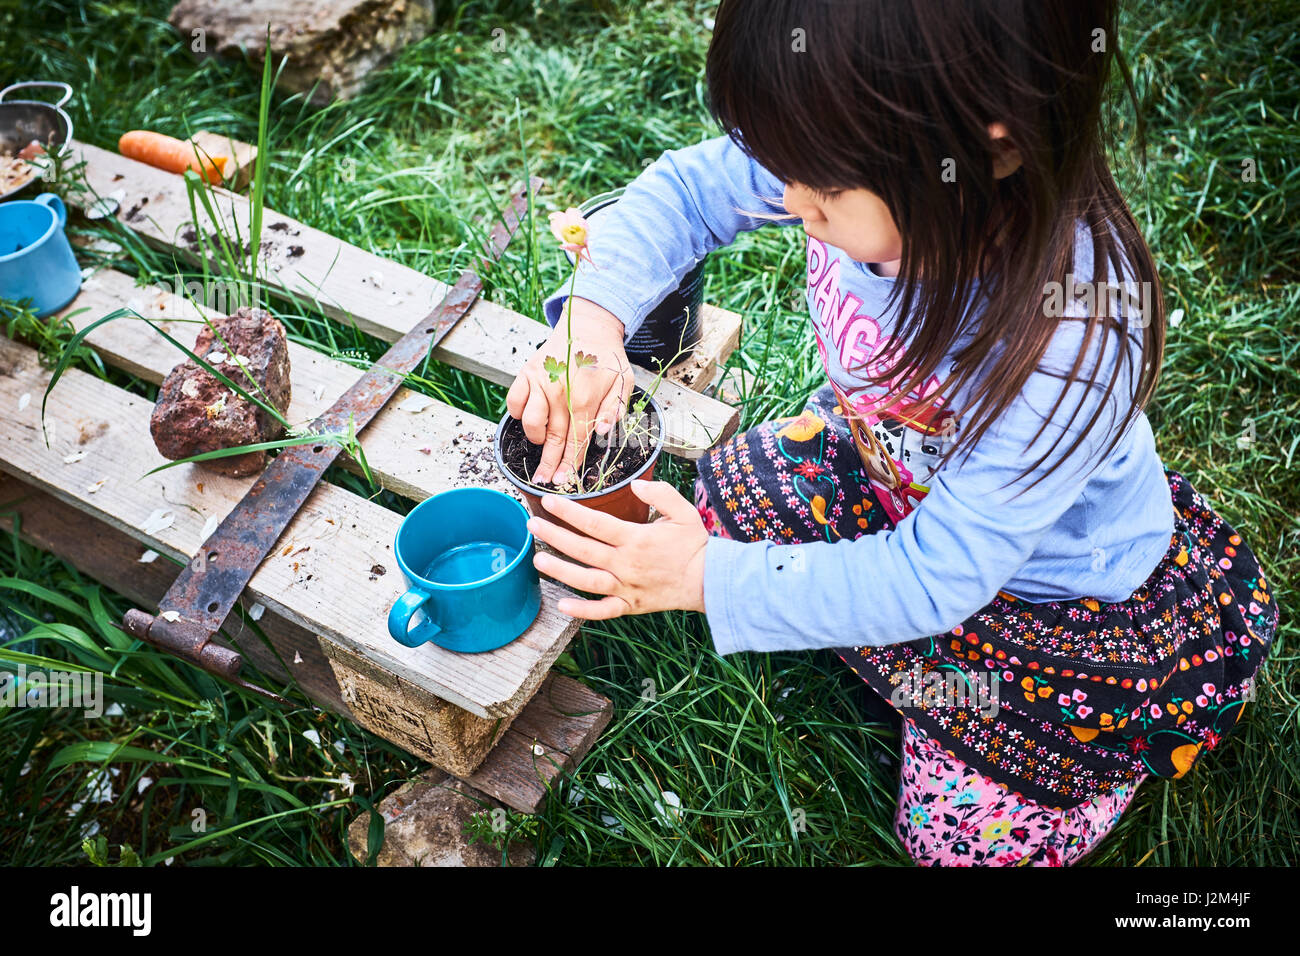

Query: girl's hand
<box><xmin>527</xmin><ymin>479</ymin><xmax>708</xmax><ymax>617</ymax></box>
<box><xmin>505</xmin><ymin>297</ymin><xmax>635</xmax><ymax>485</ymax></box>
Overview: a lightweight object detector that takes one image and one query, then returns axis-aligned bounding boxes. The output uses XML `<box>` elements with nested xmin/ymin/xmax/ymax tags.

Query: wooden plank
<box><xmin>458</xmin><ymin>670</ymin><xmax>611</xmax><ymax>810</ymax></box>
<box><xmin>0</xmin><ymin>473</ymin><xmax>611</xmax><ymax>810</ymax></box>
<box><xmin>0</xmin><ymin>333</ymin><xmax>577</xmax><ymax>719</ymax></box>
<box><xmin>665</xmin><ymin>303</ymin><xmax>742</xmax><ymax>393</ymax></box>
<box><xmin>69</xmin><ymin>140</ymin><xmax>739</xmax><ymax>460</ymax></box>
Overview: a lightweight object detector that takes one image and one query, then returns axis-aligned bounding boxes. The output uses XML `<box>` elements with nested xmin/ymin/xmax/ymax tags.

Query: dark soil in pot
<box><xmin>494</xmin><ymin>386</ymin><xmax>665</xmax><ymax>534</ymax></box>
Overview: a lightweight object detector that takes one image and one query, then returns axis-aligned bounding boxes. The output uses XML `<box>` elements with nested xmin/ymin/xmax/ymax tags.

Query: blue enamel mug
<box><xmin>0</xmin><ymin>193</ymin><xmax>82</xmax><ymax>317</ymax></box>
<box><xmin>388</xmin><ymin>487</ymin><xmax>541</xmax><ymax>652</ymax></box>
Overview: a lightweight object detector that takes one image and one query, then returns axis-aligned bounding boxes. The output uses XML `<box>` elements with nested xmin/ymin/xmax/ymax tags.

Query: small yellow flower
<box><xmin>548</xmin><ymin>207</ymin><xmax>594</xmax><ymax>265</ymax></box>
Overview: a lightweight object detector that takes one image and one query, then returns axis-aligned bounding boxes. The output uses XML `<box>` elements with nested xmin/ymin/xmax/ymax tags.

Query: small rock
<box><xmin>150</xmin><ymin>307</ymin><xmax>292</xmax><ymax>477</ymax></box>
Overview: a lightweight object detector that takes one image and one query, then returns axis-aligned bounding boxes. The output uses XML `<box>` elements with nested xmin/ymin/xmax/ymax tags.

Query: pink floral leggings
<box><xmin>893</xmin><ymin>717</ymin><xmax>1143</xmax><ymax>866</ymax></box>
<box><xmin>694</xmin><ymin>478</ymin><xmax>1145</xmax><ymax>867</ymax></box>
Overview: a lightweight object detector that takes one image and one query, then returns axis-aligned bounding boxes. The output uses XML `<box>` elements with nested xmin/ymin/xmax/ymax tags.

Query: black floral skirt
<box><xmin>693</xmin><ymin>383</ymin><xmax>1280</xmax><ymax>811</ymax></box>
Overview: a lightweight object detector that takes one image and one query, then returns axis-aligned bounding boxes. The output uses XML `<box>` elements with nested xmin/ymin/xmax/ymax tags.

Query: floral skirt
<box><xmin>693</xmin><ymin>382</ymin><xmax>1279</xmax><ymax>865</ymax></box>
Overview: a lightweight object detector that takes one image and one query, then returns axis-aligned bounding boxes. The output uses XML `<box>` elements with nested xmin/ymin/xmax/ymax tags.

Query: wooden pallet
<box><xmin>2</xmin><ymin>141</ymin><xmax>747</xmax><ymax>824</ymax></box>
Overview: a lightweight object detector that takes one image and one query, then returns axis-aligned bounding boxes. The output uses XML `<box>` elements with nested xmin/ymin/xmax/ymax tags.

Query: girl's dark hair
<box><xmin>706</xmin><ymin>0</ymin><xmax>1163</xmax><ymax>489</ymax></box>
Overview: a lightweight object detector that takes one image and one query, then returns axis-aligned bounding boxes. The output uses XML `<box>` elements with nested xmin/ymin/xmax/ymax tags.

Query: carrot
<box><xmin>118</xmin><ymin>130</ymin><xmax>230</xmax><ymax>184</ymax></box>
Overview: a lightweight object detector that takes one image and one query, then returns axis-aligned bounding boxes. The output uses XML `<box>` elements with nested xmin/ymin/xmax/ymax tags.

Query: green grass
<box><xmin>1</xmin><ymin>0</ymin><xmax>1295</xmax><ymax>866</ymax></box>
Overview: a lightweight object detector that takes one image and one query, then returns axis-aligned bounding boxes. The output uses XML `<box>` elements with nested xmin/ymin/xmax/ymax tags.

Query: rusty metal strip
<box><xmin>121</xmin><ymin>177</ymin><xmax>543</xmax><ymax>702</ymax></box>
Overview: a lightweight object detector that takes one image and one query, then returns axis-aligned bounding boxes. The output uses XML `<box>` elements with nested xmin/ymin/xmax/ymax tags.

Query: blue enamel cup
<box><xmin>388</xmin><ymin>487</ymin><xmax>541</xmax><ymax>653</ymax></box>
<box><xmin>0</xmin><ymin>193</ymin><xmax>81</xmax><ymax>317</ymax></box>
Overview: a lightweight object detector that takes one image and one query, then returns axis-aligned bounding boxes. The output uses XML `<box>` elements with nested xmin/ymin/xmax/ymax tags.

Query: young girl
<box><xmin>505</xmin><ymin>0</ymin><xmax>1279</xmax><ymax>866</ymax></box>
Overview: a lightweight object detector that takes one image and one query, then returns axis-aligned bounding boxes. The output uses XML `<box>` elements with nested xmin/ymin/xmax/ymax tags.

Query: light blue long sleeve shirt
<box><xmin>542</xmin><ymin>133</ymin><xmax>1174</xmax><ymax>656</ymax></box>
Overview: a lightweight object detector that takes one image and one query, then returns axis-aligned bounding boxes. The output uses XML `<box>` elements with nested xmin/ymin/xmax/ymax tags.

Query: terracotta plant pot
<box><xmin>493</xmin><ymin>388</ymin><xmax>665</xmax><ymax>538</ymax></box>
<box><xmin>569</xmin><ymin>188</ymin><xmax>705</xmax><ymax>369</ymax></box>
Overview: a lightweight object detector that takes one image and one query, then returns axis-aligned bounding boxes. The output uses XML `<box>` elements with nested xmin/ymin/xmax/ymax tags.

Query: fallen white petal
<box><xmin>1169</xmin><ymin>308</ymin><xmax>1184</xmax><ymax>328</ymax></box>
<box><xmin>293</xmin><ymin>650</ymin><xmax>303</xmax><ymax>664</ymax></box>
<box><xmin>139</xmin><ymin>549</ymin><xmax>159</xmax><ymax>564</ymax></box>
<box><xmin>63</xmin><ymin>451</ymin><xmax>86</xmax><ymax>464</ymax></box>
<box><xmin>85</xmin><ymin>194</ymin><xmax>121</xmax><ymax>220</ymax></box>
<box><xmin>302</xmin><ymin>729</ymin><xmax>321</xmax><ymax>746</ymax></box>
<box><xmin>206</xmin><ymin>350</ymin><xmax>227</xmax><ymax>365</ymax></box>
<box><xmin>653</xmin><ymin>790</ymin><xmax>683</xmax><ymax>825</ymax></box>
<box><xmin>333</xmin><ymin>739</ymin><xmax>345</xmax><ymax>756</ymax></box>
<box><xmin>248</xmin><ymin>602</ymin><xmax>265</xmax><ymax>621</ymax></box>
<box><xmin>80</xmin><ymin>821</ymin><xmax>101</xmax><ymax>840</ymax></box>
<box><xmin>86</xmin><ymin>768</ymin><xmax>117</xmax><ymax>804</ymax></box>
<box><xmin>339</xmin><ymin>772</ymin><xmax>355</xmax><ymax>795</ymax></box>
<box><xmin>160</xmin><ymin>610</ymin><xmax>180</xmax><ymax>622</ymax></box>
<box><xmin>313</xmin><ymin>383</ymin><xmax>325</xmax><ymax>402</ymax></box>
<box><xmin>396</xmin><ymin>394</ymin><xmax>433</xmax><ymax>413</ymax></box>
<box><xmin>137</xmin><ymin>776</ymin><xmax>153</xmax><ymax>794</ymax></box>
<box><xmin>86</xmin><ymin>478</ymin><xmax>108</xmax><ymax>493</ymax></box>
<box><xmin>200</xmin><ymin>514</ymin><xmax>220</xmax><ymax>539</ymax></box>
<box><xmin>164</xmin><ymin>857</ymin><xmax>174</xmax><ymax>866</ymax></box>
<box><xmin>104</xmin><ymin>702</ymin><xmax>124</xmax><ymax>717</ymax></box>
<box><xmin>18</xmin><ymin>393</ymin><xmax>30</xmax><ymax>412</ymax></box>
<box><xmin>142</xmin><ymin>509</ymin><xmax>175</xmax><ymax>535</ymax></box>
<box><xmin>367</xmin><ymin>269</ymin><xmax>384</xmax><ymax>288</ymax></box>
<box><xmin>532</xmin><ymin>742</ymin><xmax>545</xmax><ymax>757</ymax></box>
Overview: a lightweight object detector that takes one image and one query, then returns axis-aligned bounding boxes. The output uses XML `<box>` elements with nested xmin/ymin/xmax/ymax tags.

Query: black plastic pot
<box><xmin>568</xmin><ymin>188</ymin><xmax>705</xmax><ymax>370</ymax></box>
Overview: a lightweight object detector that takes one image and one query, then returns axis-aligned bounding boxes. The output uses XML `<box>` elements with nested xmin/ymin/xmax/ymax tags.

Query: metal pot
<box><xmin>1</xmin><ymin>82</ymin><xmax>75</xmax><ymax>202</ymax></box>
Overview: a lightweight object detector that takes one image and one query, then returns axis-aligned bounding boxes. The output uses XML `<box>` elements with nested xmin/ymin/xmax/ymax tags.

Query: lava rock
<box><xmin>150</xmin><ymin>307</ymin><xmax>292</xmax><ymax>477</ymax></box>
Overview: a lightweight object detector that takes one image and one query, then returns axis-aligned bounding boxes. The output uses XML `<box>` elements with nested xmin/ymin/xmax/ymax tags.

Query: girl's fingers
<box><xmin>527</xmin><ymin>513</ymin><xmax>618</xmax><ymax>567</ymax></box>
<box><xmin>534</xmin><ymin>390</ymin><xmax>572</xmax><ymax>484</ymax></box>
<box><xmin>629</xmin><ymin>479</ymin><xmax>699</xmax><ymax>524</ymax></box>
<box><xmin>556</xmin><ymin>594</ymin><xmax>632</xmax><ymax>621</ymax></box>
<box><xmin>532</xmin><ymin>548</ymin><xmax>621</xmax><ymax>596</ymax></box>
<box><xmin>593</xmin><ymin>379</ymin><xmax>628</xmax><ymax>437</ymax></box>
<box><xmin>520</xmin><ymin>375</ymin><xmax>550</xmax><ymax>446</ymax></box>
<box><xmin>539</xmin><ymin>492</ymin><xmax>632</xmax><ymax>547</ymax></box>
<box><xmin>505</xmin><ymin>371</ymin><xmax>529</xmax><ymax>420</ymax></box>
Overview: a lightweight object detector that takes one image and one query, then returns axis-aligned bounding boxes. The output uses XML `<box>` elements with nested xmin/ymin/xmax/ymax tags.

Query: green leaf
<box><xmin>542</xmin><ymin>353</ymin><xmax>566</xmax><ymax>382</ymax></box>
<box><xmin>39</xmin><ymin>308</ymin><xmax>134</xmax><ymax>435</ymax></box>
<box><xmin>83</xmin><ymin>835</ymin><xmax>110</xmax><ymax>867</ymax></box>
<box><xmin>141</xmin><ymin>431</ymin><xmax>343</xmax><ymax>477</ymax></box>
